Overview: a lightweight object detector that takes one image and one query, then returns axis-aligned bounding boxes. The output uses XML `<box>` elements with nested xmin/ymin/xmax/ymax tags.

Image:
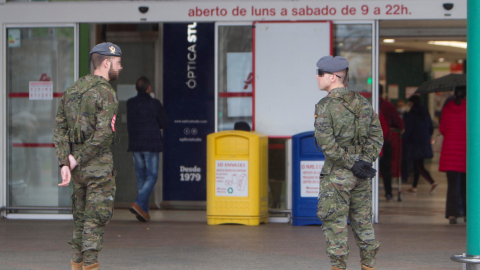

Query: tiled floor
<box><xmin>378</xmin><ymin>160</ymin><xmax>456</xmax><ymax>225</ymax></box>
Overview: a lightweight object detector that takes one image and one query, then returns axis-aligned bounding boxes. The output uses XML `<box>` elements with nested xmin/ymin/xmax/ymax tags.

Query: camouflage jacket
<box><xmin>53</xmin><ymin>75</ymin><xmax>118</xmax><ymax>167</ymax></box>
<box><xmin>314</xmin><ymin>87</ymin><xmax>383</xmax><ymax>175</ymax></box>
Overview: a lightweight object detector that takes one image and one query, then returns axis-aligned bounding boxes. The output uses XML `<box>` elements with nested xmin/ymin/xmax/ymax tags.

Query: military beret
<box><xmin>89</xmin><ymin>42</ymin><xmax>122</xmax><ymax>57</ymax></box>
<box><xmin>316</xmin><ymin>55</ymin><xmax>349</xmax><ymax>72</ymax></box>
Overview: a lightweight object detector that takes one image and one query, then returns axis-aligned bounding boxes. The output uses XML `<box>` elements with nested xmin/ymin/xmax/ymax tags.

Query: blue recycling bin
<box><xmin>292</xmin><ymin>131</ymin><xmax>324</xmax><ymax>226</ymax></box>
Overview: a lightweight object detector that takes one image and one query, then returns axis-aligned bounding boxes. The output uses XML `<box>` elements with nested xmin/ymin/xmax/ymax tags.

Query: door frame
<box><xmin>1</xmin><ymin>23</ymin><xmax>78</xmax><ymax>219</ymax></box>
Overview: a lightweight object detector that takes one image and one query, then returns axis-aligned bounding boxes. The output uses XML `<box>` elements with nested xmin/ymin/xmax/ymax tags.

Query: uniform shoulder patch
<box><xmin>111</xmin><ymin>115</ymin><xmax>116</xmax><ymax>132</ymax></box>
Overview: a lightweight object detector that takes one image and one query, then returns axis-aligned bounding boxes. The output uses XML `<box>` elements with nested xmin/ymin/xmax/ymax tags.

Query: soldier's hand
<box><xmin>68</xmin><ymin>154</ymin><xmax>78</xmax><ymax>170</ymax></box>
<box><xmin>58</xmin><ymin>166</ymin><xmax>71</xmax><ymax>186</ymax></box>
<box><xmin>361</xmin><ymin>166</ymin><xmax>377</xmax><ymax>179</ymax></box>
<box><xmin>350</xmin><ymin>160</ymin><xmax>371</xmax><ymax>179</ymax></box>
<box><xmin>359</xmin><ymin>161</ymin><xmax>376</xmax><ymax>179</ymax></box>
<box><xmin>351</xmin><ymin>161</ymin><xmax>377</xmax><ymax>179</ymax></box>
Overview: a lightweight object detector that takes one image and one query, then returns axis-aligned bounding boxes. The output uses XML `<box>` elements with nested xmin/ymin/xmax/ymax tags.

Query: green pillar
<box><xmin>467</xmin><ymin>0</ymin><xmax>480</xmax><ymax>256</ymax></box>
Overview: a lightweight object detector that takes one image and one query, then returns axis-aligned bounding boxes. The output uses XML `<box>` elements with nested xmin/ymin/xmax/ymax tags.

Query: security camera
<box><xmin>139</xmin><ymin>6</ymin><xmax>149</xmax><ymax>14</ymax></box>
<box><xmin>443</xmin><ymin>3</ymin><xmax>454</xmax><ymax>10</ymax></box>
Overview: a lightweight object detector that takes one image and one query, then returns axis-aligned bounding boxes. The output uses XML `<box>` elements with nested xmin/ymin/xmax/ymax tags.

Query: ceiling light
<box><xmin>439</xmin><ymin>58</ymin><xmax>445</xmax><ymax>62</ymax></box>
<box><xmin>394</xmin><ymin>49</ymin><xmax>405</xmax><ymax>53</ymax></box>
<box><xmin>383</xmin><ymin>39</ymin><xmax>395</xmax><ymax>43</ymax></box>
<box><xmin>428</xmin><ymin>41</ymin><xmax>467</xmax><ymax>49</ymax></box>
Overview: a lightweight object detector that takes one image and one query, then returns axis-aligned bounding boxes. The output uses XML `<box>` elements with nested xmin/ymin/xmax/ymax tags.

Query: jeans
<box><xmin>133</xmin><ymin>152</ymin><xmax>159</xmax><ymax>213</ymax></box>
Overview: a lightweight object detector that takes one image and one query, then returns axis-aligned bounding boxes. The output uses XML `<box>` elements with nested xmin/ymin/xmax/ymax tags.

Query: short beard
<box><xmin>108</xmin><ymin>66</ymin><xmax>119</xmax><ymax>81</ymax></box>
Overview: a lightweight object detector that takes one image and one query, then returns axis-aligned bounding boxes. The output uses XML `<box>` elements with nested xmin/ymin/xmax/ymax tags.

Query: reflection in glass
<box><xmin>217</xmin><ymin>25</ymin><xmax>253</xmax><ymax>131</ymax></box>
<box><xmin>334</xmin><ymin>24</ymin><xmax>373</xmax><ymax>95</ymax></box>
<box><xmin>6</xmin><ymin>27</ymin><xmax>75</xmax><ymax>211</ymax></box>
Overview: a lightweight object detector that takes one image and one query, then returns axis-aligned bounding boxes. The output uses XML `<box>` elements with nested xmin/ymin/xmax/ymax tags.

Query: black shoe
<box><xmin>386</xmin><ymin>194</ymin><xmax>393</xmax><ymax>202</ymax></box>
<box><xmin>449</xmin><ymin>217</ymin><xmax>457</xmax><ymax>224</ymax></box>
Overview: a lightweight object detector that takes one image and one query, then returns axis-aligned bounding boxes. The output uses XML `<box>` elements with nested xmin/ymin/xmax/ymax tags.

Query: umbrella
<box><xmin>414</xmin><ymin>73</ymin><xmax>466</xmax><ymax>94</ymax></box>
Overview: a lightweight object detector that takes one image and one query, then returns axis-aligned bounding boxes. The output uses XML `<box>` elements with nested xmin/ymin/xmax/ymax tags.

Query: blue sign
<box><xmin>163</xmin><ymin>22</ymin><xmax>215</xmax><ymax>201</ymax></box>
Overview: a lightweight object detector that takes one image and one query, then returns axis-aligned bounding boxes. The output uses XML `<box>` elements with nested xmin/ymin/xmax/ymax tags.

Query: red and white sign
<box><xmin>29</xmin><ymin>81</ymin><xmax>53</xmax><ymax>100</ymax></box>
<box><xmin>300</xmin><ymin>160</ymin><xmax>324</xmax><ymax>197</ymax></box>
<box><xmin>215</xmin><ymin>160</ymin><xmax>248</xmax><ymax>197</ymax></box>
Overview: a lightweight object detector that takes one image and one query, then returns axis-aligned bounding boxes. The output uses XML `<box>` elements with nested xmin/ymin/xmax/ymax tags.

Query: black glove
<box><xmin>351</xmin><ymin>160</ymin><xmax>376</xmax><ymax>179</ymax></box>
<box><xmin>361</xmin><ymin>165</ymin><xmax>377</xmax><ymax>179</ymax></box>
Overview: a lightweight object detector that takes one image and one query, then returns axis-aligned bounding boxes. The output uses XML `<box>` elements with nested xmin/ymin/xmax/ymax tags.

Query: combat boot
<box><xmin>83</xmin><ymin>262</ymin><xmax>99</xmax><ymax>270</ymax></box>
<box><xmin>361</xmin><ymin>265</ymin><xmax>375</xmax><ymax>270</ymax></box>
<box><xmin>71</xmin><ymin>260</ymin><xmax>83</xmax><ymax>270</ymax></box>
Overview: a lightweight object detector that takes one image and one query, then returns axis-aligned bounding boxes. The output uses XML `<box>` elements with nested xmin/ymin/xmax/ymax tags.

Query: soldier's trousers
<box><xmin>69</xmin><ymin>160</ymin><xmax>116</xmax><ymax>265</ymax></box>
<box><xmin>317</xmin><ymin>167</ymin><xmax>380</xmax><ymax>269</ymax></box>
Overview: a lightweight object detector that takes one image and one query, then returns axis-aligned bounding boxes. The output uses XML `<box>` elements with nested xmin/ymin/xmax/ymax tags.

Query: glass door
<box><xmin>5</xmin><ymin>25</ymin><xmax>77</xmax><ymax>216</ymax></box>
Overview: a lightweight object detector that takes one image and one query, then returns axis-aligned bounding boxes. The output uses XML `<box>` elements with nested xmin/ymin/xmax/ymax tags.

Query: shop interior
<box><xmin>5</xmin><ymin>19</ymin><xmax>467</xmax><ymax>224</ymax></box>
<box><xmin>91</xmin><ymin>20</ymin><xmax>469</xmax><ymax>221</ymax></box>
<box><xmin>269</xmin><ymin>19</ymin><xmax>467</xmax><ymax>225</ymax></box>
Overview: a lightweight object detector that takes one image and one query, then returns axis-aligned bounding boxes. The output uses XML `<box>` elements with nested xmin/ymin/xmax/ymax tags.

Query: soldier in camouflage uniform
<box><xmin>53</xmin><ymin>42</ymin><xmax>122</xmax><ymax>270</ymax></box>
<box><xmin>314</xmin><ymin>56</ymin><xmax>384</xmax><ymax>270</ymax></box>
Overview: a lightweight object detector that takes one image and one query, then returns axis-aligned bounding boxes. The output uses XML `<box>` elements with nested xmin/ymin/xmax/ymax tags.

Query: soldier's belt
<box><xmin>343</xmin><ymin>145</ymin><xmax>363</xmax><ymax>154</ymax></box>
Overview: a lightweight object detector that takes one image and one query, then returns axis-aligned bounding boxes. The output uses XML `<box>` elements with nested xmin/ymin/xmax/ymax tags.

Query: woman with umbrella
<box><xmin>403</xmin><ymin>95</ymin><xmax>439</xmax><ymax>195</ymax></box>
<box><xmin>439</xmin><ymin>85</ymin><xmax>467</xmax><ymax>224</ymax></box>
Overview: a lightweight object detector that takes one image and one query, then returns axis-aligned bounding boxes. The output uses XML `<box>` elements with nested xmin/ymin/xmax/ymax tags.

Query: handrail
<box><xmin>451</xmin><ymin>254</ymin><xmax>480</xmax><ymax>264</ymax></box>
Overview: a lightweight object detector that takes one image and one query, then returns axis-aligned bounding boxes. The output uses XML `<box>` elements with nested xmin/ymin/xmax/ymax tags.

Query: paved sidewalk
<box><xmin>0</xmin><ymin>162</ymin><xmax>466</xmax><ymax>270</ymax></box>
<box><xmin>0</xmin><ymin>210</ymin><xmax>466</xmax><ymax>270</ymax></box>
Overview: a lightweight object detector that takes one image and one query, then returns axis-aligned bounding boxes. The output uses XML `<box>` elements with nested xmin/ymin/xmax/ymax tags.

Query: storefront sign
<box><xmin>29</xmin><ymin>81</ymin><xmax>53</xmax><ymax>100</ymax></box>
<box><xmin>215</xmin><ymin>160</ymin><xmax>249</xmax><ymax>197</ymax></box>
<box><xmin>162</xmin><ymin>22</ymin><xmax>215</xmax><ymax>201</ymax></box>
<box><xmin>300</xmin><ymin>160</ymin><xmax>324</xmax><ymax>197</ymax></box>
<box><xmin>0</xmin><ymin>1</ymin><xmax>466</xmax><ymax>24</ymax></box>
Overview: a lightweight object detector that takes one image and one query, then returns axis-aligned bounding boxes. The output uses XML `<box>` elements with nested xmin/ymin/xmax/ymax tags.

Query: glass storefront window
<box><xmin>217</xmin><ymin>25</ymin><xmax>253</xmax><ymax>132</ymax></box>
<box><xmin>6</xmin><ymin>27</ymin><xmax>75</xmax><ymax>212</ymax></box>
<box><xmin>215</xmin><ymin>22</ymin><xmax>374</xmax><ymax>212</ymax></box>
<box><xmin>216</xmin><ymin>23</ymin><xmax>373</xmax><ymax>132</ymax></box>
<box><xmin>334</xmin><ymin>24</ymin><xmax>373</xmax><ymax>96</ymax></box>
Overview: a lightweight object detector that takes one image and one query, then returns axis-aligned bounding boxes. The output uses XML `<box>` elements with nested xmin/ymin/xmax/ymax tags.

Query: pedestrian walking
<box><xmin>53</xmin><ymin>42</ymin><xmax>122</xmax><ymax>270</ymax></box>
<box><xmin>439</xmin><ymin>85</ymin><xmax>466</xmax><ymax>224</ymax></box>
<box><xmin>314</xmin><ymin>55</ymin><xmax>383</xmax><ymax>270</ymax></box>
<box><xmin>127</xmin><ymin>76</ymin><xmax>168</xmax><ymax>222</ymax></box>
<box><xmin>403</xmin><ymin>95</ymin><xmax>439</xmax><ymax>194</ymax></box>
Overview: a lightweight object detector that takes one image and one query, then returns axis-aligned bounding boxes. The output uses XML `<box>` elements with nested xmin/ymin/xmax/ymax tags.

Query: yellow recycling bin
<box><xmin>207</xmin><ymin>130</ymin><xmax>268</xmax><ymax>225</ymax></box>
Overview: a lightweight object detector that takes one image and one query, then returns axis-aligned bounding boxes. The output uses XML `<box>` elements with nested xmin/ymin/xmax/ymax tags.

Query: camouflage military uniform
<box><xmin>53</xmin><ymin>74</ymin><xmax>118</xmax><ymax>265</ymax></box>
<box><xmin>315</xmin><ymin>87</ymin><xmax>384</xmax><ymax>269</ymax></box>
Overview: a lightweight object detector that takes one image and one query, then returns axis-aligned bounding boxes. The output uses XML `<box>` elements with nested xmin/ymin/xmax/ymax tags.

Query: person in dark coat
<box><xmin>127</xmin><ymin>76</ymin><xmax>168</xmax><ymax>222</ymax></box>
<box><xmin>402</xmin><ymin>95</ymin><xmax>439</xmax><ymax>194</ymax></box>
<box><xmin>379</xmin><ymin>85</ymin><xmax>404</xmax><ymax>202</ymax></box>
<box><xmin>439</xmin><ymin>85</ymin><xmax>466</xmax><ymax>224</ymax></box>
